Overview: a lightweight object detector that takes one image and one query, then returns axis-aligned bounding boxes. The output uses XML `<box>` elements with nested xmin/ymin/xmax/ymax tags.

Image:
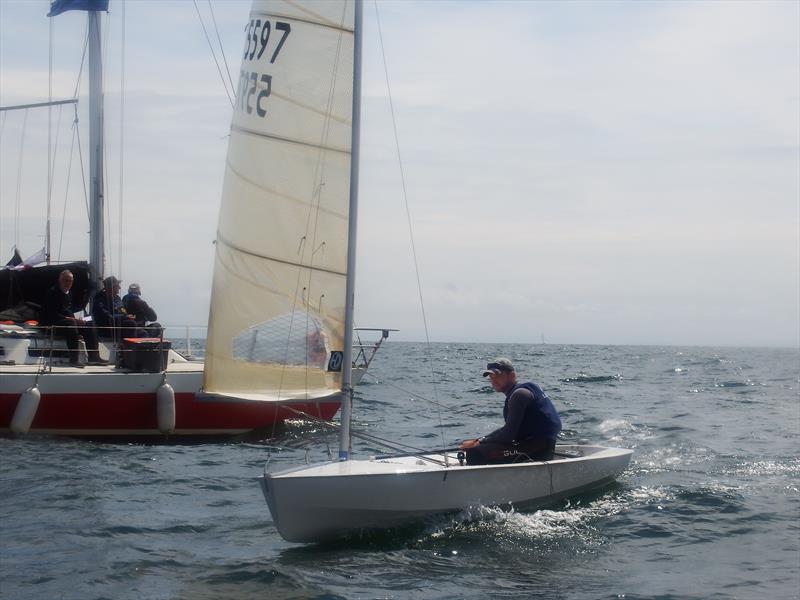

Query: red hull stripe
<box><xmin>0</xmin><ymin>392</ymin><xmax>340</xmax><ymax>434</ymax></box>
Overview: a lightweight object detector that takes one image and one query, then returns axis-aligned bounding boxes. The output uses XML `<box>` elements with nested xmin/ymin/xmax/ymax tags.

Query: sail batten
<box><xmin>204</xmin><ymin>0</ymin><xmax>355</xmax><ymax>401</ymax></box>
<box><xmin>216</xmin><ymin>234</ymin><xmax>348</xmax><ymax>278</ymax></box>
<box><xmin>231</xmin><ymin>125</ymin><xmax>351</xmax><ymax>154</ymax></box>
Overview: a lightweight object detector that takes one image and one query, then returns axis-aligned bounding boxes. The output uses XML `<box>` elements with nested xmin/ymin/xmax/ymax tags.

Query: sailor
<box><xmin>92</xmin><ymin>276</ymin><xmax>140</xmax><ymax>341</ymax></box>
<box><xmin>41</xmin><ymin>269</ymin><xmax>109</xmax><ymax>367</ymax></box>
<box><xmin>459</xmin><ymin>358</ymin><xmax>562</xmax><ymax>465</ymax></box>
<box><xmin>122</xmin><ymin>283</ymin><xmax>162</xmax><ymax>337</ymax></box>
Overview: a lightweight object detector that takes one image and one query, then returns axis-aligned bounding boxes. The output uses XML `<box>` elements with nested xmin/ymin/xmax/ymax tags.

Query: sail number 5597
<box><xmin>243</xmin><ymin>19</ymin><xmax>291</xmax><ymax>63</ymax></box>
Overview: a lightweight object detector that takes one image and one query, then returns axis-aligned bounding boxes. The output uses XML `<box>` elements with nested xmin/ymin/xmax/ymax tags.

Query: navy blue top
<box><xmin>482</xmin><ymin>381</ymin><xmax>562</xmax><ymax>444</ymax></box>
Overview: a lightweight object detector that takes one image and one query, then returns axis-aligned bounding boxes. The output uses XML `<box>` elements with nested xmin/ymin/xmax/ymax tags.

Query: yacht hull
<box><xmin>0</xmin><ymin>363</ymin><xmax>343</xmax><ymax>439</ymax></box>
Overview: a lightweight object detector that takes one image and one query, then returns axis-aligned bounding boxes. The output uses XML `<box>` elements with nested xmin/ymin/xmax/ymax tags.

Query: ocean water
<box><xmin>1</xmin><ymin>343</ymin><xmax>798</xmax><ymax>599</ymax></box>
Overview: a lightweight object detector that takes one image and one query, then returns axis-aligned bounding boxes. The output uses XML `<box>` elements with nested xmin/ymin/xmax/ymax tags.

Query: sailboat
<box><xmin>0</xmin><ymin>0</ymin><xmax>388</xmax><ymax>439</ymax></box>
<box><xmin>249</xmin><ymin>0</ymin><xmax>632</xmax><ymax>542</ymax></box>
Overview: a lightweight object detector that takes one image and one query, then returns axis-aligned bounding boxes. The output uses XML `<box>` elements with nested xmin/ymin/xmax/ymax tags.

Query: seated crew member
<box><xmin>122</xmin><ymin>283</ymin><xmax>162</xmax><ymax>337</ymax></box>
<box><xmin>41</xmin><ymin>269</ymin><xmax>108</xmax><ymax>367</ymax></box>
<box><xmin>459</xmin><ymin>358</ymin><xmax>562</xmax><ymax>465</ymax></box>
<box><xmin>92</xmin><ymin>276</ymin><xmax>139</xmax><ymax>341</ymax></box>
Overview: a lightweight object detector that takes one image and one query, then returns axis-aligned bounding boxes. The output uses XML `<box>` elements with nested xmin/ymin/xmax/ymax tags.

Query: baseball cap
<box><xmin>103</xmin><ymin>276</ymin><xmax>121</xmax><ymax>289</ymax></box>
<box><xmin>482</xmin><ymin>357</ymin><xmax>515</xmax><ymax>377</ymax></box>
<box><xmin>128</xmin><ymin>283</ymin><xmax>141</xmax><ymax>294</ymax></box>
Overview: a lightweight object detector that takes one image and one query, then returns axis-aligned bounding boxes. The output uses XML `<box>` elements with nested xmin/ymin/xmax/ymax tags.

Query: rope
<box><xmin>192</xmin><ymin>0</ymin><xmax>234</xmax><ymax>107</ymax></box>
<box><xmin>374</xmin><ymin>1</ymin><xmax>447</xmax><ymax>458</ymax></box>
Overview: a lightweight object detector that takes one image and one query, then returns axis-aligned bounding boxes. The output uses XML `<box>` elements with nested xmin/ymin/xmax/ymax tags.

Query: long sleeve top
<box><xmin>482</xmin><ymin>382</ymin><xmax>562</xmax><ymax>444</ymax></box>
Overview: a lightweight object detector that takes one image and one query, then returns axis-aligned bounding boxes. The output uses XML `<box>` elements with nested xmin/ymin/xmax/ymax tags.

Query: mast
<box><xmin>338</xmin><ymin>0</ymin><xmax>363</xmax><ymax>462</ymax></box>
<box><xmin>88</xmin><ymin>9</ymin><xmax>104</xmax><ymax>287</ymax></box>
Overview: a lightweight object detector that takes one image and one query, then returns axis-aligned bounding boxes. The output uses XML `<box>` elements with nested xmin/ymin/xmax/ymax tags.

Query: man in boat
<box><xmin>459</xmin><ymin>358</ymin><xmax>562</xmax><ymax>465</ymax></box>
<box><xmin>122</xmin><ymin>283</ymin><xmax>162</xmax><ymax>338</ymax></box>
<box><xmin>41</xmin><ymin>269</ymin><xmax>108</xmax><ymax>367</ymax></box>
<box><xmin>92</xmin><ymin>276</ymin><xmax>140</xmax><ymax>341</ymax></box>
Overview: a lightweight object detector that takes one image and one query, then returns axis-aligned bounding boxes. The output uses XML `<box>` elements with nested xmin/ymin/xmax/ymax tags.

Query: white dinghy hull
<box><xmin>261</xmin><ymin>444</ymin><xmax>632</xmax><ymax>543</ymax></box>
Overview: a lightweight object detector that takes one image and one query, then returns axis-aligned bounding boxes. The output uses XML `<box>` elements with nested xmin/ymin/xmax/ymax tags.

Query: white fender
<box><xmin>156</xmin><ymin>382</ymin><xmax>176</xmax><ymax>434</ymax></box>
<box><xmin>11</xmin><ymin>386</ymin><xmax>41</xmax><ymax>434</ymax></box>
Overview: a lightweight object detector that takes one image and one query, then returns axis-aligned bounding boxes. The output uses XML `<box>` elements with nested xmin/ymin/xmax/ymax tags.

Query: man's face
<box><xmin>488</xmin><ymin>370</ymin><xmax>513</xmax><ymax>393</ymax></box>
<box><xmin>59</xmin><ymin>272</ymin><xmax>74</xmax><ymax>293</ymax></box>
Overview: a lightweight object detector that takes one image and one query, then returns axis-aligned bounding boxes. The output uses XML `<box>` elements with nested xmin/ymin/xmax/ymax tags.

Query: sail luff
<box><xmin>338</xmin><ymin>0</ymin><xmax>362</xmax><ymax>461</ymax></box>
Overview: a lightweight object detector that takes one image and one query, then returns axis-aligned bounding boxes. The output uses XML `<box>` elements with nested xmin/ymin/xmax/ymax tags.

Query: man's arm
<box><xmin>481</xmin><ymin>388</ymin><xmax>533</xmax><ymax>444</ymax></box>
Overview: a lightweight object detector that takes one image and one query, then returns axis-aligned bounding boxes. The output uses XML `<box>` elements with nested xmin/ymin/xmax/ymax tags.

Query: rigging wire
<box><xmin>278</xmin><ymin>404</ymin><xmax>452</xmax><ymax>467</ymax></box>
<box><xmin>192</xmin><ymin>0</ymin><xmax>234</xmax><ymax>107</ymax></box>
<box><xmin>360</xmin><ymin>370</ymin><xmax>476</xmax><ymax>418</ymax></box>
<box><xmin>14</xmin><ymin>109</ymin><xmax>29</xmax><ymax>250</ymax></box>
<box><xmin>373</xmin><ymin>1</ymin><xmax>447</xmax><ymax>457</ymax></box>
<box><xmin>47</xmin><ymin>105</ymin><xmax>65</xmax><ymax>260</ymax></box>
<box><xmin>206</xmin><ymin>0</ymin><xmax>236</xmax><ymax>97</ymax></box>
<box><xmin>57</xmin><ymin>119</ymin><xmax>79</xmax><ymax>261</ymax></box>
<box><xmin>74</xmin><ymin>105</ymin><xmax>91</xmax><ymax>224</ymax></box>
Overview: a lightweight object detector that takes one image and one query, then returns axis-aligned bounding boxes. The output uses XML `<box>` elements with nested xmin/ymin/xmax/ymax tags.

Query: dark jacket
<box><xmin>482</xmin><ymin>381</ymin><xmax>562</xmax><ymax>444</ymax></box>
<box><xmin>92</xmin><ymin>290</ymin><xmax>128</xmax><ymax>329</ymax></box>
<box><xmin>41</xmin><ymin>285</ymin><xmax>75</xmax><ymax>325</ymax></box>
<box><xmin>122</xmin><ymin>293</ymin><xmax>157</xmax><ymax>324</ymax></box>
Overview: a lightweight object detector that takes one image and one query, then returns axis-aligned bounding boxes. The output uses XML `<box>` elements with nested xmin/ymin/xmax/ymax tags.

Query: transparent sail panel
<box><xmin>204</xmin><ymin>0</ymin><xmax>354</xmax><ymax>401</ymax></box>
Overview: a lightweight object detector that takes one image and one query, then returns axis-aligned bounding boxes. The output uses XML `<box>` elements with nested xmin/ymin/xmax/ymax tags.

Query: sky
<box><xmin>0</xmin><ymin>0</ymin><xmax>798</xmax><ymax>347</ymax></box>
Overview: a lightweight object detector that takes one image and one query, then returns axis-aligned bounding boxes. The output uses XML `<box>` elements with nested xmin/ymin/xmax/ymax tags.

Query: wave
<box><xmin>560</xmin><ymin>373</ymin><xmax>622</xmax><ymax>384</ymax></box>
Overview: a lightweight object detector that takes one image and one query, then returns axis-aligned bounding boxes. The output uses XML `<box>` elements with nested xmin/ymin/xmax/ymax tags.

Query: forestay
<box><xmin>204</xmin><ymin>0</ymin><xmax>356</xmax><ymax>401</ymax></box>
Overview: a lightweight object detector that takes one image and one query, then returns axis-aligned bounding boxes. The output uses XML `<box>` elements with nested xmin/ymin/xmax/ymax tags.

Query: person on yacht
<box><xmin>92</xmin><ymin>276</ymin><xmax>139</xmax><ymax>341</ymax></box>
<box><xmin>41</xmin><ymin>269</ymin><xmax>108</xmax><ymax>367</ymax></box>
<box><xmin>122</xmin><ymin>283</ymin><xmax>162</xmax><ymax>338</ymax></box>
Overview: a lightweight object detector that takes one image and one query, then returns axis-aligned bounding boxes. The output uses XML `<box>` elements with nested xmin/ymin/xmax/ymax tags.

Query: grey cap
<box><xmin>482</xmin><ymin>357</ymin><xmax>515</xmax><ymax>377</ymax></box>
<box><xmin>128</xmin><ymin>283</ymin><xmax>141</xmax><ymax>294</ymax></box>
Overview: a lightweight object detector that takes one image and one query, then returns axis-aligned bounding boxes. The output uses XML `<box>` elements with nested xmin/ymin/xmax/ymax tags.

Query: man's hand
<box><xmin>459</xmin><ymin>438</ymin><xmax>480</xmax><ymax>450</ymax></box>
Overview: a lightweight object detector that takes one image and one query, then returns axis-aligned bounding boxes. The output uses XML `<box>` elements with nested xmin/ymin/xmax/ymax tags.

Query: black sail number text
<box><xmin>238</xmin><ymin>18</ymin><xmax>290</xmax><ymax>118</ymax></box>
<box><xmin>238</xmin><ymin>71</ymin><xmax>272</xmax><ymax>117</ymax></box>
<box><xmin>243</xmin><ymin>19</ymin><xmax>290</xmax><ymax>63</ymax></box>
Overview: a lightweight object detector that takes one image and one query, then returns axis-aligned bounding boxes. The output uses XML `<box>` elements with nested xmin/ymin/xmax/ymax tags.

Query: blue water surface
<box><xmin>1</xmin><ymin>343</ymin><xmax>798</xmax><ymax>599</ymax></box>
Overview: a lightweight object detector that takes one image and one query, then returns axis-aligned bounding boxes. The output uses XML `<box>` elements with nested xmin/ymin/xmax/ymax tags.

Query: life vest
<box><xmin>503</xmin><ymin>382</ymin><xmax>562</xmax><ymax>442</ymax></box>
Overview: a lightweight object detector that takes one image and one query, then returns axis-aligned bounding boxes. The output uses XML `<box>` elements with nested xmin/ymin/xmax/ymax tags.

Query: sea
<box><xmin>1</xmin><ymin>342</ymin><xmax>798</xmax><ymax>600</ymax></box>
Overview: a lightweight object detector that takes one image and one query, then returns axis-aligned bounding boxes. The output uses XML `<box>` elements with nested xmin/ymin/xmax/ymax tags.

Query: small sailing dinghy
<box><xmin>246</xmin><ymin>0</ymin><xmax>631</xmax><ymax>542</ymax></box>
<box><xmin>262</xmin><ymin>445</ymin><xmax>633</xmax><ymax>543</ymax></box>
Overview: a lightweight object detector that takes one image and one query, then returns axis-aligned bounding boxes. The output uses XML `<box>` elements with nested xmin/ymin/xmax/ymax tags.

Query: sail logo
<box><xmin>236</xmin><ymin>17</ymin><xmax>291</xmax><ymax>118</ymax></box>
<box><xmin>327</xmin><ymin>352</ymin><xmax>343</xmax><ymax>372</ymax></box>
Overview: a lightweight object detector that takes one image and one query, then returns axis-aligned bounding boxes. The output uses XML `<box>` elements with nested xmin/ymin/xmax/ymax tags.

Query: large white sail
<box><xmin>204</xmin><ymin>0</ymin><xmax>356</xmax><ymax>401</ymax></box>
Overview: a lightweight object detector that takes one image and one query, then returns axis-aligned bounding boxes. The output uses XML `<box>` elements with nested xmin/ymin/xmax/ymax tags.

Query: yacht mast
<box><xmin>88</xmin><ymin>9</ymin><xmax>105</xmax><ymax>287</ymax></box>
<box><xmin>338</xmin><ymin>0</ymin><xmax>363</xmax><ymax>461</ymax></box>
